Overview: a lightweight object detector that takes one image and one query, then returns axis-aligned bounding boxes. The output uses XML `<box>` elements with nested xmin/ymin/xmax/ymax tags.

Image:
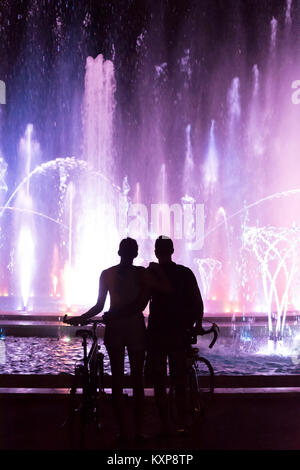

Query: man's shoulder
<box><xmin>133</xmin><ymin>266</ymin><xmax>147</xmax><ymax>279</ymax></box>
<box><xmin>101</xmin><ymin>265</ymin><xmax>119</xmax><ymax>276</ymax></box>
<box><xmin>104</xmin><ymin>264</ymin><xmax>146</xmax><ymax>275</ymax></box>
<box><xmin>175</xmin><ymin>263</ymin><xmax>194</xmax><ymax>275</ymax></box>
<box><xmin>134</xmin><ymin>265</ymin><xmax>146</xmax><ymax>271</ymax></box>
<box><xmin>174</xmin><ymin>264</ymin><xmax>197</xmax><ymax>284</ymax></box>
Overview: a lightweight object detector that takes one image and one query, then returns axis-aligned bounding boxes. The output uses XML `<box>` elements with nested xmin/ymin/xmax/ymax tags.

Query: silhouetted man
<box><xmin>146</xmin><ymin>235</ymin><xmax>204</xmax><ymax>435</ymax></box>
<box><xmin>68</xmin><ymin>238</ymin><xmax>146</xmax><ymax>441</ymax></box>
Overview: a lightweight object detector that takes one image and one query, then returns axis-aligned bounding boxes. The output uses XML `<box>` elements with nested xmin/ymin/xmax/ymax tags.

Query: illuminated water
<box><xmin>0</xmin><ymin>336</ymin><xmax>130</xmax><ymax>376</ymax></box>
<box><xmin>1</xmin><ymin>325</ymin><xmax>300</xmax><ymax>375</ymax></box>
<box><xmin>2</xmin><ymin>2</ymin><xmax>300</xmax><ymax>351</ymax></box>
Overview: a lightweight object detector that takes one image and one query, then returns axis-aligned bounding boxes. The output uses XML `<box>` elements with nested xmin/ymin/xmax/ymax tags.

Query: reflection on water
<box><xmin>0</xmin><ymin>337</ymin><xmax>130</xmax><ymax>375</ymax></box>
<box><xmin>197</xmin><ymin>331</ymin><xmax>300</xmax><ymax>375</ymax></box>
<box><xmin>0</xmin><ymin>330</ymin><xmax>300</xmax><ymax>375</ymax></box>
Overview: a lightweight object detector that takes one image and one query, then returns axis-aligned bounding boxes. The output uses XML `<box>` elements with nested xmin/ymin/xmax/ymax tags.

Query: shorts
<box><xmin>104</xmin><ymin>314</ymin><xmax>146</xmax><ymax>351</ymax></box>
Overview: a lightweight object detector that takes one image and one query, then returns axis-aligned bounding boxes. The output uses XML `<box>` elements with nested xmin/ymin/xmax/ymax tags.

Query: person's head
<box><xmin>118</xmin><ymin>237</ymin><xmax>138</xmax><ymax>263</ymax></box>
<box><xmin>154</xmin><ymin>235</ymin><xmax>174</xmax><ymax>263</ymax></box>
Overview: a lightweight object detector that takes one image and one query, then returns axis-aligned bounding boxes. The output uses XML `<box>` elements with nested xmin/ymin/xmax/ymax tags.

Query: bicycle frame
<box><xmin>168</xmin><ymin>321</ymin><xmax>219</xmax><ymax>425</ymax></box>
<box><xmin>79</xmin><ymin>322</ymin><xmax>100</xmax><ymax>368</ymax></box>
<box><xmin>75</xmin><ymin>320</ymin><xmax>104</xmax><ymax>396</ymax></box>
<box><xmin>61</xmin><ymin>317</ymin><xmax>105</xmax><ymax>442</ymax></box>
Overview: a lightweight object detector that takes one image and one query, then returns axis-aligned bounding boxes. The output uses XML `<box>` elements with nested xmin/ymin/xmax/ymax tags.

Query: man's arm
<box><xmin>67</xmin><ymin>271</ymin><xmax>108</xmax><ymax>325</ymax></box>
<box><xmin>146</xmin><ymin>262</ymin><xmax>173</xmax><ymax>293</ymax></box>
<box><xmin>124</xmin><ymin>264</ymin><xmax>173</xmax><ymax>313</ymax></box>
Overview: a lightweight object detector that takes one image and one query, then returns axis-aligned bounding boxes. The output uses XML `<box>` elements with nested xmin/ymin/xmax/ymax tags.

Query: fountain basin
<box><xmin>0</xmin><ymin>318</ymin><xmax>300</xmax><ymax>377</ymax></box>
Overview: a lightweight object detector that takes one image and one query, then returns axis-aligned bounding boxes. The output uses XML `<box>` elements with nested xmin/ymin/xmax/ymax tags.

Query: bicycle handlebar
<box><xmin>63</xmin><ymin>314</ymin><xmax>105</xmax><ymax>327</ymax></box>
<box><xmin>63</xmin><ymin>314</ymin><xmax>219</xmax><ymax>348</ymax></box>
<box><xmin>196</xmin><ymin>322</ymin><xmax>219</xmax><ymax>349</ymax></box>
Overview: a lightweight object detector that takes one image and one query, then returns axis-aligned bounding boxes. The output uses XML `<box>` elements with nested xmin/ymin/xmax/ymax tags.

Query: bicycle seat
<box><xmin>76</xmin><ymin>329</ymin><xmax>93</xmax><ymax>339</ymax></box>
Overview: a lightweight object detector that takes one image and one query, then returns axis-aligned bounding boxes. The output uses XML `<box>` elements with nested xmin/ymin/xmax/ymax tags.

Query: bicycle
<box><xmin>62</xmin><ymin>315</ymin><xmax>106</xmax><ymax>444</ymax></box>
<box><xmin>168</xmin><ymin>321</ymin><xmax>219</xmax><ymax>426</ymax></box>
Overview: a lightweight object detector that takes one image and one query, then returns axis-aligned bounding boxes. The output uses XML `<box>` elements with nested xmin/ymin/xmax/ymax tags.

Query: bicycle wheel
<box><xmin>191</xmin><ymin>356</ymin><xmax>214</xmax><ymax>416</ymax></box>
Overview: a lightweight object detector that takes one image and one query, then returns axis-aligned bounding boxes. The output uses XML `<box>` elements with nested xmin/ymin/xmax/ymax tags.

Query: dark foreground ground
<box><xmin>1</xmin><ymin>389</ymin><xmax>300</xmax><ymax>451</ymax></box>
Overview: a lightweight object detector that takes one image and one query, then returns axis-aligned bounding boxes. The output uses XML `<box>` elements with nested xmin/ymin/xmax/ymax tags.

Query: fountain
<box><xmin>0</xmin><ymin>0</ymin><xmax>300</xmax><ymax>362</ymax></box>
<box><xmin>68</xmin><ymin>54</ymin><xmax>120</xmax><ymax>305</ymax></box>
<box><xmin>15</xmin><ymin>124</ymin><xmax>39</xmax><ymax>310</ymax></box>
<box><xmin>194</xmin><ymin>258</ymin><xmax>222</xmax><ymax>301</ymax></box>
<box><xmin>243</xmin><ymin>226</ymin><xmax>300</xmax><ymax>350</ymax></box>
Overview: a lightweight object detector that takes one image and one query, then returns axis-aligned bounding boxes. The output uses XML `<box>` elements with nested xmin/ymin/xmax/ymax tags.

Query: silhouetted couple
<box><xmin>68</xmin><ymin>236</ymin><xmax>204</xmax><ymax>441</ymax></box>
